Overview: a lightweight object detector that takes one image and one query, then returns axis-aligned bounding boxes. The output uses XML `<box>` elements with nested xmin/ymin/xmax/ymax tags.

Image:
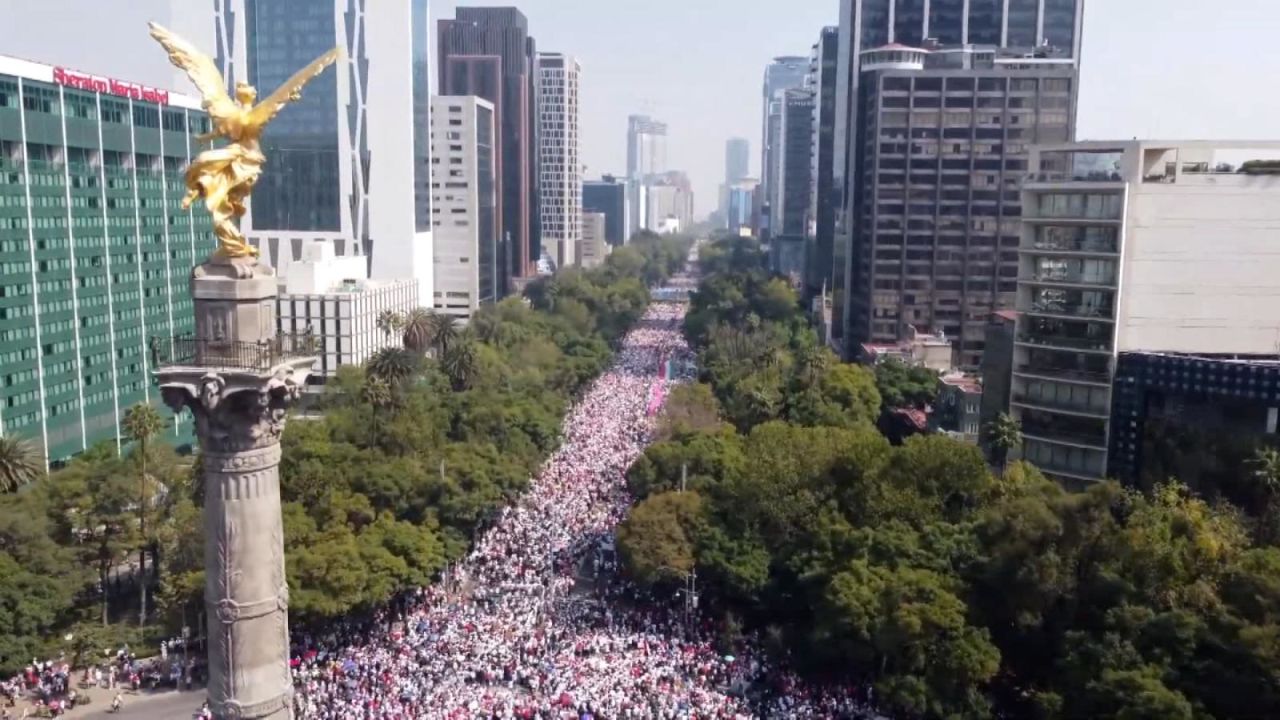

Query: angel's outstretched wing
<box><xmin>147</xmin><ymin>22</ymin><xmax>238</xmax><ymax>121</ymax></box>
<box><xmin>247</xmin><ymin>47</ymin><xmax>342</xmax><ymax>128</ymax></box>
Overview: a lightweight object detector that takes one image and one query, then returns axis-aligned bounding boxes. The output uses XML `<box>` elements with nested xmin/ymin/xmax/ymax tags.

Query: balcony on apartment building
<box><xmin>1019</xmin><ymin>408</ymin><xmax>1109</xmax><ymax>450</ymax></box>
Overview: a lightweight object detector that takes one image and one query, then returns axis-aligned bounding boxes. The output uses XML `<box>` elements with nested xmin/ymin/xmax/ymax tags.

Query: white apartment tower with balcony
<box><xmin>536</xmin><ymin>53</ymin><xmax>582</xmax><ymax>268</ymax></box>
<box><xmin>1012</xmin><ymin>141</ymin><xmax>1280</xmax><ymax>485</ymax></box>
<box><xmin>430</xmin><ymin>96</ymin><xmax>499</xmax><ymax>322</ymax></box>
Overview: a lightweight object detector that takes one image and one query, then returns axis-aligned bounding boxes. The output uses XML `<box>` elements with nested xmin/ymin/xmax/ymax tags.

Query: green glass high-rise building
<box><xmin>0</xmin><ymin>55</ymin><xmax>215</xmax><ymax>465</ymax></box>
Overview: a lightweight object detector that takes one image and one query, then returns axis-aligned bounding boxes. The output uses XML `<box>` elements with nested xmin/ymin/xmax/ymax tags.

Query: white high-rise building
<box><xmin>213</xmin><ymin>0</ymin><xmax>433</xmax><ymax>302</ymax></box>
<box><xmin>626</xmin><ymin>114</ymin><xmax>667</xmax><ymax>234</ymax></box>
<box><xmin>536</xmin><ymin>53</ymin><xmax>582</xmax><ymax>269</ymax></box>
<box><xmin>430</xmin><ymin>96</ymin><xmax>499</xmax><ymax>322</ymax></box>
<box><xmin>1011</xmin><ymin>140</ymin><xmax>1280</xmax><ymax>484</ymax></box>
<box><xmin>580</xmin><ymin>212</ymin><xmax>609</xmax><ymax>268</ymax></box>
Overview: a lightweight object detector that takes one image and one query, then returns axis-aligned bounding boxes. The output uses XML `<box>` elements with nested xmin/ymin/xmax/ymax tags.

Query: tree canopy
<box><xmin>0</xmin><ymin>233</ymin><xmax>688</xmax><ymax>673</ymax></box>
<box><xmin>614</xmin><ymin>236</ymin><xmax>1280</xmax><ymax>719</ymax></box>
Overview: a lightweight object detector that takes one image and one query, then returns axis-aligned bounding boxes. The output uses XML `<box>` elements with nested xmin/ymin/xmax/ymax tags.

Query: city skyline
<box><xmin>3</xmin><ymin>1</ymin><xmax>1280</xmax><ymax>218</ymax></box>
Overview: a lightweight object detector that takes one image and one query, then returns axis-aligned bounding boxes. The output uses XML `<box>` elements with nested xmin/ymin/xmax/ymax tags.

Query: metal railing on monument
<box><xmin>149</xmin><ymin>329</ymin><xmax>318</xmax><ymax>373</ymax></box>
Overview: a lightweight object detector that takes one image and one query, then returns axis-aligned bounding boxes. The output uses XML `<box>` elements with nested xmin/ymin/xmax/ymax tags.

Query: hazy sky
<box><xmin>2</xmin><ymin>0</ymin><xmax>1279</xmax><ymax>217</ymax></box>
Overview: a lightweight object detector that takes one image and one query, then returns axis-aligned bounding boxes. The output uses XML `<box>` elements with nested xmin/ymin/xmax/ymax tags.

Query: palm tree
<box><xmin>984</xmin><ymin>412</ymin><xmax>1024</xmax><ymax>473</ymax></box>
<box><xmin>796</xmin><ymin>344</ymin><xmax>830</xmax><ymax>387</ymax></box>
<box><xmin>441</xmin><ymin>340</ymin><xmax>478</xmax><ymax>391</ymax></box>
<box><xmin>376</xmin><ymin>310</ymin><xmax>404</xmax><ymax>342</ymax></box>
<box><xmin>401</xmin><ymin>307</ymin><xmax>436</xmax><ymax>354</ymax></box>
<box><xmin>472</xmin><ymin>315</ymin><xmax>501</xmax><ymax>345</ymax></box>
<box><xmin>366</xmin><ymin>347</ymin><xmax>420</xmax><ymax>387</ymax></box>
<box><xmin>122</xmin><ymin>402</ymin><xmax>164</xmax><ymax>627</ymax></box>
<box><xmin>1250</xmin><ymin>446</ymin><xmax>1280</xmax><ymax>498</ymax></box>
<box><xmin>361</xmin><ymin>375</ymin><xmax>393</xmax><ymax>408</ymax></box>
<box><xmin>428</xmin><ymin>313</ymin><xmax>461</xmax><ymax>356</ymax></box>
<box><xmin>361</xmin><ymin>376</ymin><xmax>394</xmax><ymax>437</ymax></box>
<box><xmin>0</xmin><ymin>435</ymin><xmax>42</xmax><ymax>492</ymax></box>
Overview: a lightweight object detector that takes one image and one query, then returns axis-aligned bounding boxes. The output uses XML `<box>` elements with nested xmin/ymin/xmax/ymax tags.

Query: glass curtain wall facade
<box><xmin>0</xmin><ymin>59</ymin><xmax>214</xmax><ymax>464</ymax></box>
<box><xmin>809</xmin><ymin>27</ymin><xmax>840</xmax><ymax>300</ymax></box>
<box><xmin>582</xmin><ymin>178</ymin><xmax>627</xmax><ymax>247</ymax></box>
<box><xmin>243</xmin><ymin>0</ymin><xmax>341</xmax><ymax>232</ymax></box>
<box><xmin>411</xmin><ymin>0</ymin><xmax>433</xmax><ymax>233</ymax></box>
<box><xmin>439</xmin><ymin>7</ymin><xmax>538</xmax><ymax>284</ymax></box>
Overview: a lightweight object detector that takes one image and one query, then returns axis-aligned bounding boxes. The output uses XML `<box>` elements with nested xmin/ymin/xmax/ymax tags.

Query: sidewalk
<box><xmin>40</xmin><ymin>681</ymin><xmax>206</xmax><ymax>719</ymax></box>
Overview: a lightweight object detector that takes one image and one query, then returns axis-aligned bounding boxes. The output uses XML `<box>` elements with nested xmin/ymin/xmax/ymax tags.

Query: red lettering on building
<box><xmin>53</xmin><ymin>67</ymin><xmax>170</xmax><ymax>106</ymax></box>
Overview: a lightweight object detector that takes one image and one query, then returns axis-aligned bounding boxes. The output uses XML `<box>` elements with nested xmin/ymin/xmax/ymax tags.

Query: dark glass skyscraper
<box><xmin>243</xmin><ymin>0</ymin><xmax>341</xmax><ymax>232</ymax></box>
<box><xmin>760</xmin><ymin>56</ymin><xmax>809</xmax><ymax>238</ymax></box>
<box><xmin>583</xmin><ymin>177</ymin><xmax>628</xmax><ymax>248</ymax></box>
<box><xmin>439</xmin><ymin>7</ymin><xmax>538</xmax><ymax>289</ymax></box>
<box><xmin>808</xmin><ymin>27</ymin><xmax>840</xmax><ymax>300</ymax></box>
<box><xmin>215</xmin><ymin>0</ymin><xmax>436</xmax><ymax>302</ymax></box>
<box><xmin>725</xmin><ymin>138</ymin><xmax>750</xmax><ymax>185</ymax></box>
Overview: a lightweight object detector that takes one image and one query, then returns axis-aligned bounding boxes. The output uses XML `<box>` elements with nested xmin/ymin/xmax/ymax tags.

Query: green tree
<box><xmin>122</xmin><ymin>402</ymin><xmax>165</xmax><ymax>626</ymax></box>
<box><xmin>366</xmin><ymin>347</ymin><xmax>421</xmax><ymax>387</ymax></box>
<box><xmin>617</xmin><ymin>491</ymin><xmax>705</xmax><ymax>586</ymax></box>
<box><xmin>375</xmin><ymin>309</ymin><xmax>404</xmax><ymax>341</ymax></box>
<box><xmin>0</xmin><ymin>435</ymin><xmax>42</xmax><ymax>492</ymax></box>
<box><xmin>1250</xmin><ymin>446</ymin><xmax>1280</xmax><ymax>498</ymax></box>
<box><xmin>985</xmin><ymin>412</ymin><xmax>1024</xmax><ymax>473</ymax></box>
<box><xmin>657</xmin><ymin>383</ymin><xmax>724</xmax><ymax>440</ymax></box>
<box><xmin>875</xmin><ymin>358</ymin><xmax>939</xmax><ymax>410</ymax></box>
<box><xmin>441</xmin><ymin>340</ymin><xmax>478</xmax><ymax>391</ymax></box>
<box><xmin>428</xmin><ymin>313</ymin><xmax>461</xmax><ymax>355</ymax></box>
<box><xmin>47</xmin><ymin>456</ymin><xmax>139</xmax><ymax>625</ymax></box>
<box><xmin>401</xmin><ymin>307</ymin><xmax>436</xmax><ymax>354</ymax></box>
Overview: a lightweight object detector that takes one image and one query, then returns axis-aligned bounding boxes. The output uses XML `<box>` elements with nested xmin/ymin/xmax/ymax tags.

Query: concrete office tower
<box><xmin>832</xmin><ymin>0</ymin><xmax>1085</xmax><ymax>356</ymax></box>
<box><xmin>627</xmin><ymin>114</ymin><xmax>667</xmax><ymax>180</ymax></box>
<box><xmin>721</xmin><ymin>137</ymin><xmax>750</xmax><ymax>221</ymax></box>
<box><xmin>725</xmin><ymin>137</ymin><xmax>751</xmax><ymax>184</ymax></box>
<box><xmin>583</xmin><ymin>175</ymin><xmax>628</xmax><ymax>247</ymax></box>
<box><xmin>431</xmin><ymin>96</ymin><xmax>499</xmax><ymax>322</ymax></box>
<box><xmin>214</xmin><ymin>0</ymin><xmax>434</xmax><ymax>302</ymax></box>
<box><xmin>726</xmin><ymin>178</ymin><xmax>759</xmax><ymax>235</ymax></box>
<box><xmin>438</xmin><ymin>6</ymin><xmax>539</xmax><ymax>290</ymax></box>
<box><xmin>761</xmin><ymin>56</ymin><xmax>809</xmax><ymax>237</ymax></box>
<box><xmin>844</xmin><ymin>46</ymin><xmax>1077</xmax><ymax>366</ymax></box>
<box><xmin>627</xmin><ymin>114</ymin><xmax>667</xmax><ymax>234</ymax></box>
<box><xmin>0</xmin><ymin>54</ymin><xmax>216</xmax><ymax>464</ymax></box>
<box><xmin>774</xmin><ymin>88</ymin><xmax>815</xmax><ymax>239</ymax></box>
<box><xmin>579</xmin><ymin>212</ymin><xmax>608</xmax><ymax>268</ymax></box>
<box><xmin>645</xmin><ymin>171</ymin><xmax>695</xmax><ymax>233</ymax></box>
<box><xmin>1011</xmin><ymin>141</ymin><xmax>1280</xmax><ymax>485</ymax></box>
<box><xmin>808</xmin><ymin>27</ymin><xmax>840</xmax><ymax>299</ymax></box>
<box><xmin>536</xmin><ymin>53</ymin><xmax>582</xmax><ymax>269</ymax></box>
<box><xmin>277</xmin><ymin>243</ymin><xmax>419</xmax><ymax>380</ymax></box>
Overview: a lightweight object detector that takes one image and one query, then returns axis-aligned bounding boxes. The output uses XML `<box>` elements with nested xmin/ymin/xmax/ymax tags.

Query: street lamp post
<box><xmin>656</xmin><ymin>565</ymin><xmax>698</xmax><ymax>631</ymax></box>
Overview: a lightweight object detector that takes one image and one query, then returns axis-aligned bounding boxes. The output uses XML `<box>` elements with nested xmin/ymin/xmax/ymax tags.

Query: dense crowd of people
<box><xmin>289</xmin><ymin>290</ymin><xmax>886</xmax><ymax>719</ymax></box>
<box><xmin>1</xmin><ymin>646</ymin><xmax>196</xmax><ymax>717</ymax></box>
<box><xmin>3</xmin><ymin>273</ymin><xmax>882</xmax><ymax>719</ymax></box>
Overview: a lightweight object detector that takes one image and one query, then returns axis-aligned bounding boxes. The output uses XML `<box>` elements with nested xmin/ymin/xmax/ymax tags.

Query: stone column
<box><xmin>155</xmin><ymin>259</ymin><xmax>314</xmax><ymax>720</ymax></box>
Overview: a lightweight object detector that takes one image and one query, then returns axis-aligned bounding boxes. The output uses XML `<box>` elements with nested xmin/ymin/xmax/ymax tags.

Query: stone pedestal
<box><xmin>155</xmin><ymin>259</ymin><xmax>314</xmax><ymax>720</ymax></box>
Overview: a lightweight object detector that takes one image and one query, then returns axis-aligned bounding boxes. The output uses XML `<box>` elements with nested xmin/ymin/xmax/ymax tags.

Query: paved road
<box><xmin>72</xmin><ymin>690</ymin><xmax>205</xmax><ymax>719</ymax></box>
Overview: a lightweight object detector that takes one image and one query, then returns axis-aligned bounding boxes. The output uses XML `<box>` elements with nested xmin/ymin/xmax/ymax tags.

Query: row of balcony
<box><xmin>1021</xmin><ymin>421</ymin><xmax>1109</xmax><ymax>448</ymax></box>
<box><xmin>1029</xmin><ymin>238</ymin><xmax>1118</xmax><ymax>255</ymax></box>
<box><xmin>1017</xmin><ymin>333</ymin><xmax>1113</xmax><ymax>353</ymax></box>
<box><xmin>1025</xmin><ymin>301</ymin><xmax>1114</xmax><ymax>320</ymax></box>
<box><xmin>1024</xmin><ymin>269</ymin><xmax>1116</xmax><ymax>286</ymax></box>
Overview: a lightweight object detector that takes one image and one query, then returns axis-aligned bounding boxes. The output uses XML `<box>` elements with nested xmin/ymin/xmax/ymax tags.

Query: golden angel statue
<box><xmin>148</xmin><ymin>22</ymin><xmax>340</xmax><ymax>263</ymax></box>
